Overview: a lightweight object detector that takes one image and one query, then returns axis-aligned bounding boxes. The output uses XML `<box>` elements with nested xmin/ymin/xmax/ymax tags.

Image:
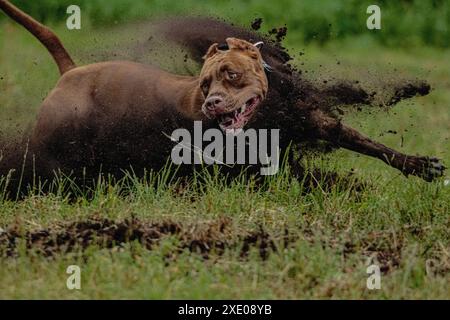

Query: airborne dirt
<box><xmin>154</xmin><ymin>17</ymin><xmax>430</xmax><ymax>111</ymax></box>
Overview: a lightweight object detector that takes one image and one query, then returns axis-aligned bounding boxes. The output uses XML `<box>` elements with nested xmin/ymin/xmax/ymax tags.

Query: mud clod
<box><xmin>251</xmin><ymin>18</ymin><xmax>263</xmax><ymax>31</ymax></box>
<box><xmin>268</xmin><ymin>26</ymin><xmax>287</xmax><ymax>42</ymax></box>
<box><xmin>241</xmin><ymin>226</ymin><xmax>277</xmax><ymax>260</ymax></box>
<box><xmin>386</xmin><ymin>81</ymin><xmax>431</xmax><ymax>106</ymax></box>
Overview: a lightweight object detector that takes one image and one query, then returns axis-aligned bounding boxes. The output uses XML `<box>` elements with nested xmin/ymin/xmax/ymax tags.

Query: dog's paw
<box><xmin>403</xmin><ymin>156</ymin><xmax>445</xmax><ymax>182</ymax></box>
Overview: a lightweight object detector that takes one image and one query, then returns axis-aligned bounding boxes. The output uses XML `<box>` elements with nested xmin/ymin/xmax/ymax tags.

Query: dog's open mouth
<box><xmin>217</xmin><ymin>96</ymin><xmax>261</xmax><ymax>132</ymax></box>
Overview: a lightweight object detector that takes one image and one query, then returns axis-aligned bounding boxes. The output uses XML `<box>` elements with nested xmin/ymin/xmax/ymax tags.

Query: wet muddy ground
<box><xmin>3</xmin><ymin>216</ymin><xmax>445</xmax><ymax>276</ymax></box>
<box><xmin>0</xmin><ymin>217</ymin><xmax>276</xmax><ymax>260</ymax></box>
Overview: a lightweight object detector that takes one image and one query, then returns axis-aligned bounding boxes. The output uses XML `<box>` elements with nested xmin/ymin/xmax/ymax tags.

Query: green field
<box><xmin>0</xmin><ymin>3</ymin><xmax>449</xmax><ymax>299</ymax></box>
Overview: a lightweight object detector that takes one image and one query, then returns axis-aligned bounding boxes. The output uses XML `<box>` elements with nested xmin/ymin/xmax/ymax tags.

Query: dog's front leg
<box><xmin>306</xmin><ymin>109</ymin><xmax>445</xmax><ymax>181</ymax></box>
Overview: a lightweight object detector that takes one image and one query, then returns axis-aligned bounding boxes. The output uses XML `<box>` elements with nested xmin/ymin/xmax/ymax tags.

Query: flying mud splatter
<box><xmin>153</xmin><ymin>17</ymin><xmax>430</xmax><ymax>112</ymax></box>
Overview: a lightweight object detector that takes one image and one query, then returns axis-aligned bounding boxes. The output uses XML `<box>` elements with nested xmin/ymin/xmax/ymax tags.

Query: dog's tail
<box><xmin>0</xmin><ymin>0</ymin><xmax>75</xmax><ymax>75</ymax></box>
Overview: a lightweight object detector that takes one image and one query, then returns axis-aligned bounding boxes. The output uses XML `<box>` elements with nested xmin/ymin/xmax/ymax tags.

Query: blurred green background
<box><xmin>2</xmin><ymin>0</ymin><xmax>449</xmax><ymax>47</ymax></box>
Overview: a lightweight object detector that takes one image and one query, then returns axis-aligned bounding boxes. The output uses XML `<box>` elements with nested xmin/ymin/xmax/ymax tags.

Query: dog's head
<box><xmin>199</xmin><ymin>37</ymin><xmax>269</xmax><ymax>132</ymax></box>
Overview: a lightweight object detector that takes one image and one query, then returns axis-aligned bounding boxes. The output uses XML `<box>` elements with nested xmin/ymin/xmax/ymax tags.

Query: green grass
<box><xmin>0</xmin><ymin>16</ymin><xmax>449</xmax><ymax>299</ymax></box>
<box><xmin>3</xmin><ymin>0</ymin><xmax>450</xmax><ymax>48</ymax></box>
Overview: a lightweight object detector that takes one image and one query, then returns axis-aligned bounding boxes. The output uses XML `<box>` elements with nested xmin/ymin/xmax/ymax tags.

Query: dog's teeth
<box><xmin>241</xmin><ymin>104</ymin><xmax>246</xmax><ymax>113</ymax></box>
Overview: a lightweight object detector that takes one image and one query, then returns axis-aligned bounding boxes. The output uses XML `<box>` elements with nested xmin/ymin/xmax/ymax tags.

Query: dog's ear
<box><xmin>226</xmin><ymin>37</ymin><xmax>259</xmax><ymax>59</ymax></box>
<box><xmin>203</xmin><ymin>43</ymin><xmax>219</xmax><ymax>60</ymax></box>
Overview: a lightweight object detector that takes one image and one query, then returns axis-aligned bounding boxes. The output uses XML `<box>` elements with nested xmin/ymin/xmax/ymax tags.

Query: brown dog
<box><xmin>0</xmin><ymin>0</ymin><xmax>445</xmax><ymax>185</ymax></box>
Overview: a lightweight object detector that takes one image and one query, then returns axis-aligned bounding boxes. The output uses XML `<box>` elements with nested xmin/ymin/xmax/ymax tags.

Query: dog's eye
<box><xmin>226</xmin><ymin>70</ymin><xmax>240</xmax><ymax>81</ymax></box>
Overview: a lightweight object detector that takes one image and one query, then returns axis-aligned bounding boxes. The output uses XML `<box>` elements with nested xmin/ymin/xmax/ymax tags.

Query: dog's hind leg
<box><xmin>306</xmin><ymin>109</ymin><xmax>445</xmax><ymax>182</ymax></box>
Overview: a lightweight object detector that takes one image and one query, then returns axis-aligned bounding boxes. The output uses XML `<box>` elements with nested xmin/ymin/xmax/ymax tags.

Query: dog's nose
<box><xmin>205</xmin><ymin>96</ymin><xmax>225</xmax><ymax>111</ymax></box>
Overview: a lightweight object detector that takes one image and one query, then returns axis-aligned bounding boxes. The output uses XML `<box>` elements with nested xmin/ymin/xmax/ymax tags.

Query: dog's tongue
<box><xmin>218</xmin><ymin>96</ymin><xmax>260</xmax><ymax>130</ymax></box>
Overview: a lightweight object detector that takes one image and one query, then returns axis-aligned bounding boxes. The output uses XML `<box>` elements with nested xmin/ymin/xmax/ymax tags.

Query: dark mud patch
<box><xmin>342</xmin><ymin>232</ymin><xmax>403</xmax><ymax>274</ymax></box>
<box><xmin>0</xmin><ymin>217</ymin><xmax>277</xmax><ymax>260</ymax></box>
<box><xmin>2</xmin><ymin>217</ymin><xmax>443</xmax><ymax>276</ymax></box>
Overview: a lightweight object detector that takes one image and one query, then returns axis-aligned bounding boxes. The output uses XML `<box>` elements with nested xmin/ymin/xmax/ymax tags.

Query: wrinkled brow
<box><xmin>219</xmin><ymin>62</ymin><xmax>241</xmax><ymax>73</ymax></box>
